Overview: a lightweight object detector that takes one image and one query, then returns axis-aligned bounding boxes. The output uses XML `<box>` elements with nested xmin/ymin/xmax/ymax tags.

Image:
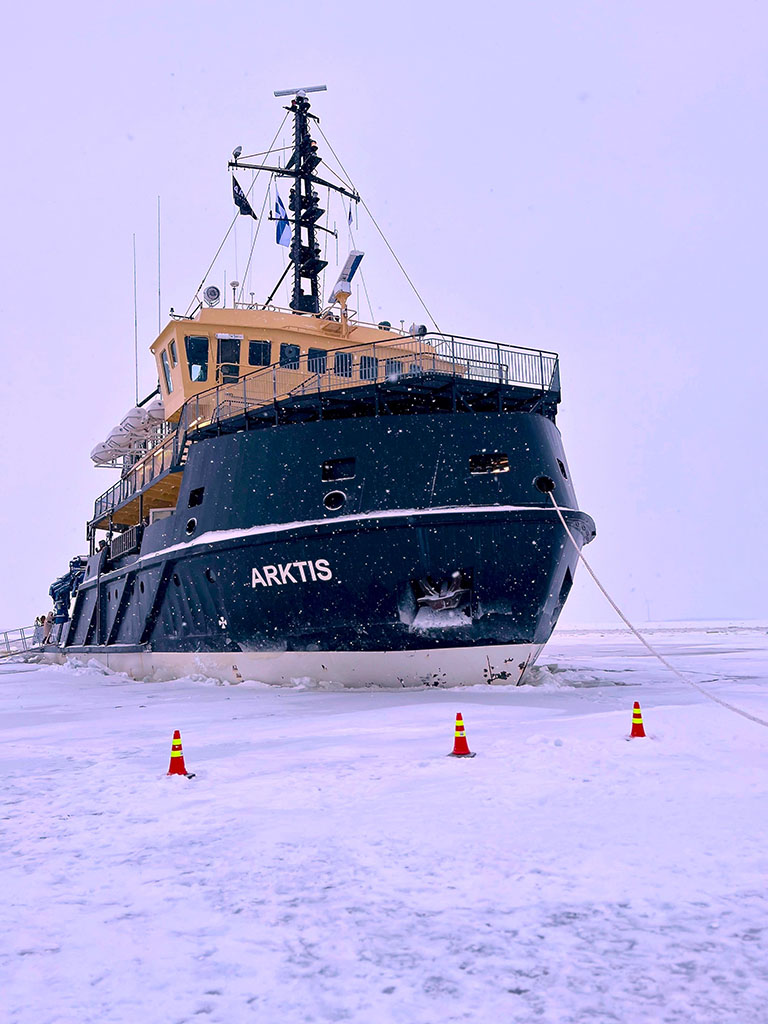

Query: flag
<box><xmin>275</xmin><ymin>187</ymin><xmax>291</xmax><ymax>247</ymax></box>
<box><xmin>348</xmin><ymin>205</ymin><xmax>353</xmax><ymax>228</ymax></box>
<box><xmin>232</xmin><ymin>177</ymin><xmax>257</xmax><ymax>219</ymax></box>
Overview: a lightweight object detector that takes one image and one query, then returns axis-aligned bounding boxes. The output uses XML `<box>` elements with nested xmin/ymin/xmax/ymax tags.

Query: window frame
<box><xmin>216</xmin><ymin>337</ymin><xmax>241</xmax><ymax>384</ymax></box>
<box><xmin>248</xmin><ymin>339</ymin><xmax>272</xmax><ymax>367</ymax></box>
<box><xmin>308</xmin><ymin>347</ymin><xmax>327</xmax><ymax>374</ymax></box>
<box><xmin>334</xmin><ymin>351</ymin><xmax>353</xmax><ymax>378</ymax></box>
<box><xmin>469</xmin><ymin>452</ymin><xmax>510</xmax><ymax>475</ymax></box>
<box><xmin>322</xmin><ymin>457</ymin><xmax>356</xmax><ymax>482</ymax></box>
<box><xmin>279</xmin><ymin>343</ymin><xmax>301</xmax><ymax>369</ymax></box>
<box><xmin>160</xmin><ymin>349</ymin><xmax>174</xmax><ymax>393</ymax></box>
<box><xmin>185</xmin><ymin>335</ymin><xmax>210</xmax><ymax>383</ymax></box>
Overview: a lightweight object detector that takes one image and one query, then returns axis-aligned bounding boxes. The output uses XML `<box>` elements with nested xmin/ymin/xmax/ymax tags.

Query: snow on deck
<box><xmin>2</xmin><ymin>624</ymin><xmax>767</xmax><ymax>1023</ymax></box>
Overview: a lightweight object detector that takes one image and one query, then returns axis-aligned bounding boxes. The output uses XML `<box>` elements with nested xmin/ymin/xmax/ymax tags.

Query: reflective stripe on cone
<box><xmin>449</xmin><ymin>712</ymin><xmax>476</xmax><ymax>757</ymax></box>
<box><xmin>630</xmin><ymin>702</ymin><xmax>646</xmax><ymax>739</ymax></box>
<box><xmin>167</xmin><ymin>729</ymin><xmax>194</xmax><ymax>776</ymax></box>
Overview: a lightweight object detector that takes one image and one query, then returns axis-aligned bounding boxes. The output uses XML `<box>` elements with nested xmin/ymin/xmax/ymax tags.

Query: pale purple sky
<box><xmin>1</xmin><ymin>0</ymin><xmax>766</xmax><ymax>629</ymax></box>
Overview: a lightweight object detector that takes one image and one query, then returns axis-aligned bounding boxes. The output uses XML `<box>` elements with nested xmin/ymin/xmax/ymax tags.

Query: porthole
<box><xmin>172</xmin><ymin>573</ymin><xmax>181</xmax><ymax>587</ymax></box>
<box><xmin>186</xmin><ymin>517</ymin><xmax>197</xmax><ymax>535</ymax></box>
<box><xmin>204</xmin><ymin>568</ymin><xmax>215</xmax><ymax>583</ymax></box>
<box><xmin>115</xmin><ymin>589</ymin><xmax>118</xmax><ymax>600</ymax></box>
<box><xmin>139</xmin><ymin>580</ymin><xmax>145</xmax><ymax>594</ymax></box>
<box><xmin>323</xmin><ymin>490</ymin><xmax>346</xmax><ymax>511</ymax></box>
<box><xmin>534</xmin><ymin>475</ymin><xmax>555</xmax><ymax>494</ymax></box>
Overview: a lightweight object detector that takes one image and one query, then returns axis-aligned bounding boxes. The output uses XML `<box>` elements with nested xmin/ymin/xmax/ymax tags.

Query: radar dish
<box><xmin>203</xmin><ymin>285</ymin><xmax>221</xmax><ymax>307</ymax></box>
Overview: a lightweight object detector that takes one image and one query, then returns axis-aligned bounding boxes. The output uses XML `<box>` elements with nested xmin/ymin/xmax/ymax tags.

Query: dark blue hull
<box><xmin>61</xmin><ymin>410</ymin><xmax>595</xmax><ymax>683</ymax></box>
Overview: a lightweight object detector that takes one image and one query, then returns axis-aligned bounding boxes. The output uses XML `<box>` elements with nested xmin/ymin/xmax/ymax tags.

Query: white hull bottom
<box><xmin>53</xmin><ymin>642</ymin><xmax>544</xmax><ymax>688</ymax></box>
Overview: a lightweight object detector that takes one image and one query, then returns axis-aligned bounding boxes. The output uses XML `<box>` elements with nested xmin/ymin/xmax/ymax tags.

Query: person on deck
<box><xmin>43</xmin><ymin>612</ymin><xmax>53</xmax><ymax>644</ymax></box>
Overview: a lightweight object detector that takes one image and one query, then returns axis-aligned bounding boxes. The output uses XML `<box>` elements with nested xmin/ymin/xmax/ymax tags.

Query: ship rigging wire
<box><xmin>316</xmin><ymin>124</ymin><xmax>442</xmax><ymax>334</ymax></box>
<box><xmin>236</xmin><ymin>174</ymin><xmax>275</xmax><ymax>306</ymax></box>
<box><xmin>547</xmin><ymin>492</ymin><xmax>768</xmax><ymax>730</ymax></box>
<box><xmin>184</xmin><ymin>113</ymin><xmax>289</xmax><ymax>316</ymax></box>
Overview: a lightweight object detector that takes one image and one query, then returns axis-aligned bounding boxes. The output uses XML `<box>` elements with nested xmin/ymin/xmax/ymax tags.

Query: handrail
<box><xmin>0</xmin><ymin>625</ymin><xmax>38</xmax><ymax>654</ymax></box>
<box><xmin>92</xmin><ymin>431</ymin><xmax>176</xmax><ymax>523</ymax></box>
<box><xmin>93</xmin><ymin>332</ymin><xmax>559</xmax><ymax>525</ymax></box>
<box><xmin>174</xmin><ymin>332</ymin><xmax>560</xmax><ymax>454</ymax></box>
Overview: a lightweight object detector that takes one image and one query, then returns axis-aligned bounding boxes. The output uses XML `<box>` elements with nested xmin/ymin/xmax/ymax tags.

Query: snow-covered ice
<box><xmin>2</xmin><ymin>623</ymin><xmax>767</xmax><ymax>1023</ymax></box>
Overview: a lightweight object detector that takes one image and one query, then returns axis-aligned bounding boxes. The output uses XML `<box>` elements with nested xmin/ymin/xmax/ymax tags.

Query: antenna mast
<box><xmin>230</xmin><ymin>86</ymin><xmax>359</xmax><ymax>314</ymax></box>
<box><xmin>132</xmin><ymin>233</ymin><xmax>139</xmax><ymax>404</ymax></box>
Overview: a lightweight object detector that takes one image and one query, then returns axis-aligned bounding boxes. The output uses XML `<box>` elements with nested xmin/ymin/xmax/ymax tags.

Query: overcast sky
<box><xmin>1</xmin><ymin>0</ymin><xmax>766</xmax><ymax>631</ymax></box>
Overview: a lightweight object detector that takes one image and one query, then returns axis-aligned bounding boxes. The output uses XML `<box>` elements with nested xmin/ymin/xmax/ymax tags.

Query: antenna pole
<box><xmin>287</xmin><ymin>94</ymin><xmax>327</xmax><ymax>313</ymax></box>
<box><xmin>132</xmin><ymin>233</ymin><xmax>139</xmax><ymax>405</ymax></box>
<box><xmin>157</xmin><ymin>196</ymin><xmax>162</xmax><ymax>333</ymax></box>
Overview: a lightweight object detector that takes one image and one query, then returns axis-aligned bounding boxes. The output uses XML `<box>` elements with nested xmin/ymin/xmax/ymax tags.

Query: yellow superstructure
<box><xmin>150</xmin><ymin>307</ymin><xmax>408</xmax><ymax>421</ymax></box>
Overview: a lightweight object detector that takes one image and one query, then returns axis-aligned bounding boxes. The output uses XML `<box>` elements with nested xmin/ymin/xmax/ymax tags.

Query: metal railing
<box><xmin>92</xmin><ymin>333</ymin><xmax>559</xmax><ymax>525</ymax></box>
<box><xmin>175</xmin><ymin>333</ymin><xmax>560</xmax><ymax>449</ymax></box>
<box><xmin>1</xmin><ymin>625</ymin><xmax>38</xmax><ymax>654</ymax></box>
<box><xmin>93</xmin><ymin>431</ymin><xmax>176</xmax><ymax>522</ymax></box>
<box><xmin>109</xmin><ymin>523</ymin><xmax>144</xmax><ymax>560</ymax></box>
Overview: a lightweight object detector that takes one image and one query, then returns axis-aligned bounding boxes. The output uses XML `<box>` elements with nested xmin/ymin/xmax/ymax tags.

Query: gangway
<box><xmin>0</xmin><ymin>625</ymin><xmax>38</xmax><ymax>657</ymax></box>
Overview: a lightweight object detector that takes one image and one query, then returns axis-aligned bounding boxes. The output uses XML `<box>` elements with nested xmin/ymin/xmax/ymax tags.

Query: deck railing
<box><xmin>92</xmin><ymin>333</ymin><xmax>558</xmax><ymax>526</ymax></box>
<box><xmin>176</xmin><ymin>333</ymin><xmax>559</xmax><ymax>450</ymax></box>
<box><xmin>93</xmin><ymin>432</ymin><xmax>176</xmax><ymax>522</ymax></box>
<box><xmin>0</xmin><ymin>625</ymin><xmax>37</xmax><ymax>654</ymax></box>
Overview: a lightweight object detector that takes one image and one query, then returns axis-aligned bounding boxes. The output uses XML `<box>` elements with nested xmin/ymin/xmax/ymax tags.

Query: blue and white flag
<box><xmin>275</xmin><ymin>187</ymin><xmax>291</xmax><ymax>247</ymax></box>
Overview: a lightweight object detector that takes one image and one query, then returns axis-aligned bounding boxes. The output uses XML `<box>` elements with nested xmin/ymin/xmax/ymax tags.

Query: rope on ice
<box><xmin>545</xmin><ymin>488</ymin><xmax>768</xmax><ymax>730</ymax></box>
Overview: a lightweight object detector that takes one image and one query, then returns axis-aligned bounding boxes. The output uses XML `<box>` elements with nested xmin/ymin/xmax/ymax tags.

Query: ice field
<box><xmin>2</xmin><ymin>623</ymin><xmax>767</xmax><ymax>1023</ymax></box>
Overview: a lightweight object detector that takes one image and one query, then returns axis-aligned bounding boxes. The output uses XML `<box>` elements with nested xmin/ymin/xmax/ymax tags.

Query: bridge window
<box><xmin>334</xmin><ymin>352</ymin><xmax>353</xmax><ymax>377</ymax></box>
<box><xmin>322</xmin><ymin>457</ymin><xmax>356</xmax><ymax>482</ymax></box>
<box><xmin>249</xmin><ymin>340</ymin><xmax>271</xmax><ymax>366</ymax></box>
<box><xmin>217</xmin><ymin>337</ymin><xmax>241</xmax><ymax>384</ymax></box>
<box><xmin>161</xmin><ymin>350</ymin><xmax>174</xmax><ymax>393</ymax></box>
<box><xmin>308</xmin><ymin>348</ymin><xmax>327</xmax><ymax>373</ymax></box>
<box><xmin>469</xmin><ymin>452</ymin><xmax>509</xmax><ymax>475</ymax></box>
<box><xmin>360</xmin><ymin>356</ymin><xmax>379</xmax><ymax>380</ymax></box>
<box><xmin>185</xmin><ymin>336</ymin><xmax>209</xmax><ymax>383</ymax></box>
<box><xmin>280</xmin><ymin>343</ymin><xmax>300</xmax><ymax>369</ymax></box>
<box><xmin>385</xmin><ymin>358</ymin><xmax>403</xmax><ymax>378</ymax></box>
<box><xmin>169</xmin><ymin>339</ymin><xmax>178</xmax><ymax>367</ymax></box>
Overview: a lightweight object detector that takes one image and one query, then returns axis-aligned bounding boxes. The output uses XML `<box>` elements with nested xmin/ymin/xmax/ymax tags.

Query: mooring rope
<box><xmin>547</xmin><ymin>491</ymin><xmax>768</xmax><ymax>729</ymax></box>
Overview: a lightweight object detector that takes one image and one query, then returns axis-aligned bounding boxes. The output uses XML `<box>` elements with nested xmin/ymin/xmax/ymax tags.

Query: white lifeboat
<box><xmin>144</xmin><ymin>396</ymin><xmax>165</xmax><ymax>425</ymax></box>
<box><xmin>90</xmin><ymin>441</ymin><xmax>118</xmax><ymax>465</ymax></box>
<box><xmin>90</xmin><ymin>397</ymin><xmax>167</xmax><ymax>464</ymax></box>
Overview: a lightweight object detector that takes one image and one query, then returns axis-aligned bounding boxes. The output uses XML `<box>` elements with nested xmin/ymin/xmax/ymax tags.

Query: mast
<box><xmin>286</xmin><ymin>93</ymin><xmax>324</xmax><ymax>312</ymax></box>
<box><xmin>230</xmin><ymin>87</ymin><xmax>359</xmax><ymax>314</ymax></box>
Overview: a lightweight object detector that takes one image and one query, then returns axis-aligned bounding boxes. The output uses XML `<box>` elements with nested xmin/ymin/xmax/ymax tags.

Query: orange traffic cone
<box><xmin>449</xmin><ymin>712</ymin><xmax>476</xmax><ymax>757</ymax></box>
<box><xmin>167</xmin><ymin>730</ymin><xmax>195</xmax><ymax>777</ymax></box>
<box><xmin>630</xmin><ymin>702</ymin><xmax>646</xmax><ymax>739</ymax></box>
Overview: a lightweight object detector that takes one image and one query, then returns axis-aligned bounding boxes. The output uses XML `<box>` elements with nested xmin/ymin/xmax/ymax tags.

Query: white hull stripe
<box><xmin>141</xmin><ymin>503</ymin><xmax>580</xmax><ymax>565</ymax></box>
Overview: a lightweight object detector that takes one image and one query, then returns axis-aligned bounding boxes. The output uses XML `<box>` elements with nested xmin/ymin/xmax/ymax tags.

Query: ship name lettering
<box><xmin>252</xmin><ymin>559</ymin><xmax>333</xmax><ymax>588</ymax></box>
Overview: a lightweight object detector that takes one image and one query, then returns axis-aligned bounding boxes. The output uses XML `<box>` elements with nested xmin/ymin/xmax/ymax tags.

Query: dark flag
<box><xmin>232</xmin><ymin>177</ymin><xmax>257</xmax><ymax>219</ymax></box>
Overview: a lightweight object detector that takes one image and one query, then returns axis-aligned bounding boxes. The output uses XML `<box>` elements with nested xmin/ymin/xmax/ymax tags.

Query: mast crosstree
<box><xmin>230</xmin><ymin>88</ymin><xmax>359</xmax><ymax>314</ymax></box>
